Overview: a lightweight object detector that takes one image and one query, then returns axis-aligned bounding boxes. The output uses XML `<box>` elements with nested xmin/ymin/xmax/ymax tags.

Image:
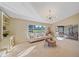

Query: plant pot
<box><xmin>3</xmin><ymin>33</ymin><xmax>8</xmax><ymax>37</ymax></box>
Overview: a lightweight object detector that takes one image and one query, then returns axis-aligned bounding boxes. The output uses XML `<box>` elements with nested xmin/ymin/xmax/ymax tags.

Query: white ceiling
<box><xmin>31</xmin><ymin>2</ymin><xmax>79</xmax><ymax>22</ymax></box>
<box><xmin>0</xmin><ymin>2</ymin><xmax>50</xmax><ymax>23</ymax></box>
<box><xmin>0</xmin><ymin>2</ymin><xmax>79</xmax><ymax>24</ymax></box>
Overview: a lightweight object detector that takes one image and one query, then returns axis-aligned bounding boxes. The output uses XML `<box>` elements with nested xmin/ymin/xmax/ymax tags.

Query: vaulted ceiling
<box><xmin>0</xmin><ymin>2</ymin><xmax>79</xmax><ymax>24</ymax></box>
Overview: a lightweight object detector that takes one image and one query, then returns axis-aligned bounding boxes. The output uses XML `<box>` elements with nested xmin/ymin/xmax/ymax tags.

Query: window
<box><xmin>28</xmin><ymin>25</ymin><xmax>45</xmax><ymax>33</ymax></box>
<box><xmin>28</xmin><ymin>24</ymin><xmax>46</xmax><ymax>39</ymax></box>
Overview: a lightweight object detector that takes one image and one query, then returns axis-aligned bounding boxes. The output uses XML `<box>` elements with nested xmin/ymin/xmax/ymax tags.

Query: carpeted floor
<box><xmin>1</xmin><ymin>37</ymin><xmax>79</xmax><ymax>57</ymax></box>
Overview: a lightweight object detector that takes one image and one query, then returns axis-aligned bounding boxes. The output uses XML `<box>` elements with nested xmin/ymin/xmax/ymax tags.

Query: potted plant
<box><xmin>3</xmin><ymin>30</ymin><xmax>9</xmax><ymax>37</ymax></box>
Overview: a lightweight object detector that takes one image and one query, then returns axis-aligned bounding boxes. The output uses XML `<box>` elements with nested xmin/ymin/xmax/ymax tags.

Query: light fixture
<box><xmin>47</xmin><ymin>9</ymin><xmax>56</xmax><ymax>21</ymax></box>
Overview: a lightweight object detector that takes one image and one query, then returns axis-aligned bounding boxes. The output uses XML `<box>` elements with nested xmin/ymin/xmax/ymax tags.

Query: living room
<box><xmin>0</xmin><ymin>2</ymin><xmax>79</xmax><ymax>57</ymax></box>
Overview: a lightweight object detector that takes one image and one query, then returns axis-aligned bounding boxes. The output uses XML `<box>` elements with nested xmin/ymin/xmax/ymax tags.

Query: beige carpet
<box><xmin>1</xmin><ymin>38</ymin><xmax>79</xmax><ymax>57</ymax></box>
<box><xmin>26</xmin><ymin>39</ymin><xmax>79</xmax><ymax>57</ymax></box>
